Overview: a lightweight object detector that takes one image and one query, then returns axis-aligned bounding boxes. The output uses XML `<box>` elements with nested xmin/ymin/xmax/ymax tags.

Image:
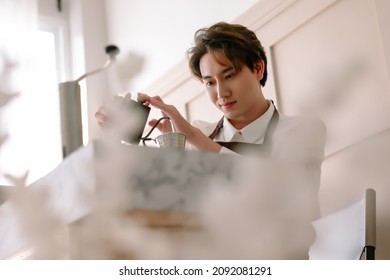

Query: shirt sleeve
<box><xmin>275</xmin><ymin>116</ymin><xmax>327</xmax><ymax>259</ymax></box>
<box><xmin>276</xmin><ymin>115</ymin><xmax>326</xmax><ymax>165</ymax></box>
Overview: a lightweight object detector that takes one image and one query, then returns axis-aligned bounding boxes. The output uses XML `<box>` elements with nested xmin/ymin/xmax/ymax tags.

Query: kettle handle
<box><xmin>140</xmin><ymin>116</ymin><xmax>170</xmax><ymax>146</ymax></box>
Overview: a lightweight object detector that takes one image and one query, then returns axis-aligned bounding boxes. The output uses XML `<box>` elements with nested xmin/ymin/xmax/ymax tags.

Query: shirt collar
<box><xmin>217</xmin><ymin>100</ymin><xmax>275</xmax><ymax>144</ymax></box>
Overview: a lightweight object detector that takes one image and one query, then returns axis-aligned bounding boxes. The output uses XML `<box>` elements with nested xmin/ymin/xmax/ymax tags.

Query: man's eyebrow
<box><xmin>202</xmin><ymin>66</ymin><xmax>234</xmax><ymax>80</ymax></box>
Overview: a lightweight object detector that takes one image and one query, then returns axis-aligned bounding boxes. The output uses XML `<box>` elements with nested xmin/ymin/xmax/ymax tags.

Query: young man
<box><xmin>96</xmin><ymin>22</ymin><xmax>326</xmax><ymax>259</ymax></box>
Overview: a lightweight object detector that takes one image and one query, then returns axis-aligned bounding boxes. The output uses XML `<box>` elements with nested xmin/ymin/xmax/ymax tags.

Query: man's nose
<box><xmin>216</xmin><ymin>82</ymin><xmax>229</xmax><ymax>99</ymax></box>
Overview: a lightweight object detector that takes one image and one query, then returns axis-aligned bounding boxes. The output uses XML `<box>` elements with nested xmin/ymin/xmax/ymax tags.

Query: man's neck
<box><xmin>229</xmin><ymin>98</ymin><xmax>270</xmax><ymax>130</ymax></box>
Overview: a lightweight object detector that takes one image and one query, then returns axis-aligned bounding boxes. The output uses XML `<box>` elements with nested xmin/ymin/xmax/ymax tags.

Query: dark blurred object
<box><xmin>121</xmin><ymin>99</ymin><xmax>150</xmax><ymax>144</ymax></box>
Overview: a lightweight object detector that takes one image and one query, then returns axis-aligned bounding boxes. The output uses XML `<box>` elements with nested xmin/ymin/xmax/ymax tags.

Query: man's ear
<box><xmin>254</xmin><ymin>60</ymin><xmax>265</xmax><ymax>79</ymax></box>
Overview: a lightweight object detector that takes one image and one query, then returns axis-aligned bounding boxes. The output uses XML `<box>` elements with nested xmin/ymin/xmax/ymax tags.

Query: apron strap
<box><xmin>208</xmin><ymin>117</ymin><xmax>224</xmax><ymax>140</ymax></box>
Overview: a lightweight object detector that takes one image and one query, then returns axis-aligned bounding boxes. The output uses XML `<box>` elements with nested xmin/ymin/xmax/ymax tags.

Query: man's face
<box><xmin>199</xmin><ymin>52</ymin><xmax>264</xmax><ymax>122</ymax></box>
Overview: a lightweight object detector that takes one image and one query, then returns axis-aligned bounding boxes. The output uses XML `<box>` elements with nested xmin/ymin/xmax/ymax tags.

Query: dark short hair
<box><xmin>187</xmin><ymin>22</ymin><xmax>268</xmax><ymax>87</ymax></box>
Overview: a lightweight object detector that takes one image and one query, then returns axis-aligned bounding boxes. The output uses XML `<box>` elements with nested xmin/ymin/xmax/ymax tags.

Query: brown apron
<box><xmin>208</xmin><ymin>109</ymin><xmax>279</xmax><ymax>156</ymax></box>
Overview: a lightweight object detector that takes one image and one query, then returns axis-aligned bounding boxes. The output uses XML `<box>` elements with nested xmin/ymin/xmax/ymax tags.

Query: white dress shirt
<box><xmin>191</xmin><ymin>101</ymin><xmax>275</xmax><ymax>155</ymax></box>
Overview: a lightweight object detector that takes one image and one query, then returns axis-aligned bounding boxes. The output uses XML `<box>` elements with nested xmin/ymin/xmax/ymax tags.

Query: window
<box><xmin>0</xmin><ymin>25</ymin><xmax>64</xmax><ymax>186</ymax></box>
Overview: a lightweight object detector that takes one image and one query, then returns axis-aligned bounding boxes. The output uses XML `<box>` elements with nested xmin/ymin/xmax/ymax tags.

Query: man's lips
<box><xmin>219</xmin><ymin>101</ymin><xmax>236</xmax><ymax>109</ymax></box>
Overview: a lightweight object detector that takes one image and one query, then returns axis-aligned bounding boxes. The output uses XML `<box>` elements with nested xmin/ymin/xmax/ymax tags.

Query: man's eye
<box><xmin>225</xmin><ymin>74</ymin><xmax>234</xmax><ymax>79</ymax></box>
